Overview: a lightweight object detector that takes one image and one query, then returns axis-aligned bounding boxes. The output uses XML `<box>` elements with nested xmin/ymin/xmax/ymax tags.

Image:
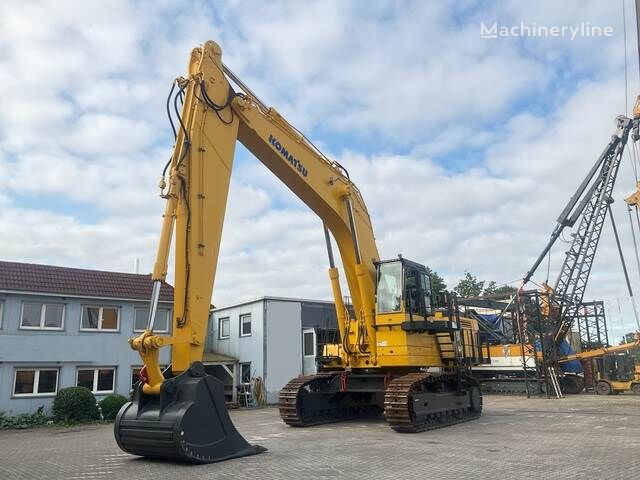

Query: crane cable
<box><xmin>627</xmin><ymin>205</ymin><xmax>640</xmax><ymax>280</ymax></box>
<box><xmin>630</xmin><ymin>143</ymin><xmax>639</xmax><ymax>181</ymax></box>
<box><xmin>545</xmin><ymin>248</ymin><xmax>552</xmax><ymax>284</ymax></box>
<box><xmin>635</xmin><ymin>0</ymin><xmax>640</xmax><ymax>83</ymax></box>
<box><xmin>620</xmin><ymin>0</ymin><xmax>640</xmax><ymax>302</ymax></box>
<box><xmin>623</xmin><ymin>0</ymin><xmax>640</xmax><ymax>181</ymax></box>
<box><xmin>626</xmin><ymin>0</ymin><xmax>640</xmax><ymax>303</ymax></box>
<box><xmin>624</xmin><ymin>0</ymin><xmax>630</xmax><ymax>116</ymax></box>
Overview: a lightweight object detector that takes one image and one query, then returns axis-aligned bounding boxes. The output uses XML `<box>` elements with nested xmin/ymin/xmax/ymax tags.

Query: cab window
<box><xmin>405</xmin><ymin>268</ymin><xmax>422</xmax><ymax>315</ymax></box>
<box><xmin>421</xmin><ymin>273</ymin><xmax>432</xmax><ymax>314</ymax></box>
<box><xmin>376</xmin><ymin>262</ymin><xmax>402</xmax><ymax>313</ymax></box>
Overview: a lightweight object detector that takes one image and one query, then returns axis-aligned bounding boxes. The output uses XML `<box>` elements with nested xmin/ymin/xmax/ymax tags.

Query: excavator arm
<box><xmin>136</xmin><ymin>41</ymin><xmax>380</xmax><ymax>388</ymax></box>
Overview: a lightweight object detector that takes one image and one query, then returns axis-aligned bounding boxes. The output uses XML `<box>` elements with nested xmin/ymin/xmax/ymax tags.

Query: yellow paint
<box><xmin>609</xmin><ymin>380</ymin><xmax>633</xmax><ymax>392</ymax></box>
<box><xmin>625</xmin><ymin>181</ymin><xmax>640</xmax><ymax>207</ymax></box>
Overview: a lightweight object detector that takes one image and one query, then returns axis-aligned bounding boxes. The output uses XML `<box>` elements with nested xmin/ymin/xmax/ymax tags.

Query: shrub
<box><xmin>0</xmin><ymin>408</ymin><xmax>51</xmax><ymax>429</ymax></box>
<box><xmin>98</xmin><ymin>394</ymin><xmax>128</xmax><ymax>420</ymax></box>
<box><xmin>52</xmin><ymin>387</ymin><xmax>98</xmax><ymax>423</ymax></box>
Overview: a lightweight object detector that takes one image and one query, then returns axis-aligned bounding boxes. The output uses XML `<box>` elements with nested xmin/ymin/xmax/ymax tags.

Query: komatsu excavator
<box><xmin>114</xmin><ymin>41</ymin><xmax>483</xmax><ymax>463</ymax></box>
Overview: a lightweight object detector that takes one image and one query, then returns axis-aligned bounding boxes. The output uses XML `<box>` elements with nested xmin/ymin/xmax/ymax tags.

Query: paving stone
<box><xmin>1</xmin><ymin>394</ymin><xmax>639</xmax><ymax>479</ymax></box>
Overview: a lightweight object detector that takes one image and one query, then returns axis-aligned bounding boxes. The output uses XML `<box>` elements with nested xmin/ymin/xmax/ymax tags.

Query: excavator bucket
<box><xmin>114</xmin><ymin>362</ymin><xmax>266</xmax><ymax>463</ymax></box>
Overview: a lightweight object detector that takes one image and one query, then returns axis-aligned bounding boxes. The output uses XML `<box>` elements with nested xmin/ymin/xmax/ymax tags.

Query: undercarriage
<box><xmin>279</xmin><ymin>370</ymin><xmax>482</xmax><ymax>432</ymax></box>
<box><xmin>477</xmin><ymin>372</ymin><xmax>585</xmax><ymax>395</ymax></box>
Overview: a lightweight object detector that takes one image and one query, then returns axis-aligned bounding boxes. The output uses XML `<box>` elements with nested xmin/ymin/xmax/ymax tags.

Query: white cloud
<box><xmin>67</xmin><ymin>113</ymin><xmax>155</xmax><ymax>155</ymax></box>
<box><xmin>1</xmin><ymin>0</ymin><xmax>639</xmax><ymax>345</ymax></box>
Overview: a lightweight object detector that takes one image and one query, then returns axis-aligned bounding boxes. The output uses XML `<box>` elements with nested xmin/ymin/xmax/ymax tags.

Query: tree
<box><xmin>462</xmin><ymin>277</ymin><xmax>517</xmax><ymax>297</ymax></box>
<box><xmin>621</xmin><ymin>332</ymin><xmax>640</xmax><ymax>361</ymax></box>
<box><xmin>454</xmin><ymin>271</ymin><xmax>484</xmax><ymax>297</ymax></box>
<box><xmin>484</xmin><ymin>282</ymin><xmax>517</xmax><ymax>297</ymax></box>
<box><xmin>425</xmin><ymin>266</ymin><xmax>446</xmax><ymax>297</ymax></box>
<box><xmin>453</xmin><ymin>272</ymin><xmax>517</xmax><ymax>298</ymax></box>
<box><xmin>483</xmin><ymin>281</ymin><xmax>498</xmax><ymax>295</ymax></box>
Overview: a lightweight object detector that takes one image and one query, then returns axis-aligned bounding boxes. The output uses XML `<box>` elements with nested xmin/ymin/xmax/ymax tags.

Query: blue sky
<box><xmin>1</xmin><ymin>0</ymin><xmax>640</xmax><ymax>341</ymax></box>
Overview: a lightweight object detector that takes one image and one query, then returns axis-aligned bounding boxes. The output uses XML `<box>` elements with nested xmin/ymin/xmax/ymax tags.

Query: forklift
<box><xmin>593</xmin><ymin>353</ymin><xmax>640</xmax><ymax>395</ymax></box>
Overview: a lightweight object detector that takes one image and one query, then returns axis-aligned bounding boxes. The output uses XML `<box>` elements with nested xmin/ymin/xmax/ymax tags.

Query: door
<box><xmin>302</xmin><ymin>328</ymin><xmax>317</xmax><ymax>375</ymax></box>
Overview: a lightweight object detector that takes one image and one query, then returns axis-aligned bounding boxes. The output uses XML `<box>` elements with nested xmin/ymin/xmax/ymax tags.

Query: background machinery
<box><xmin>114</xmin><ymin>41</ymin><xmax>483</xmax><ymax>463</ymax></box>
<box><xmin>520</xmin><ymin>114</ymin><xmax>638</xmax><ymax>395</ymax></box>
<box><xmin>466</xmin><ymin>292</ymin><xmax>640</xmax><ymax>395</ymax></box>
<box><xmin>467</xmin><ymin>113</ymin><xmax>640</xmax><ymax>396</ymax></box>
<box><xmin>558</xmin><ymin>335</ymin><xmax>640</xmax><ymax>395</ymax></box>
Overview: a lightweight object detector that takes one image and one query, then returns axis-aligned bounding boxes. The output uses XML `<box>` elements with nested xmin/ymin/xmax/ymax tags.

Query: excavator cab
<box><xmin>375</xmin><ymin>258</ymin><xmax>433</xmax><ymax>318</ymax></box>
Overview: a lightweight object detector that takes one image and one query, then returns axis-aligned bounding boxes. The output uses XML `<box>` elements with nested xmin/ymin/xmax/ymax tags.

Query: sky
<box><xmin>1</xmin><ymin>0</ymin><xmax>640</xmax><ymax>342</ymax></box>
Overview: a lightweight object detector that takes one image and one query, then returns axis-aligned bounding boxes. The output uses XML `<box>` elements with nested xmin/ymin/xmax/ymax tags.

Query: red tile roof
<box><xmin>0</xmin><ymin>261</ymin><xmax>173</xmax><ymax>302</ymax></box>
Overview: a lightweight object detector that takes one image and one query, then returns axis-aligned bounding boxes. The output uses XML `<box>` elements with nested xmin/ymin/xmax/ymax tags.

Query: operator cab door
<box><xmin>405</xmin><ymin>266</ymin><xmax>432</xmax><ymax>318</ymax></box>
<box><xmin>302</xmin><ymin>328</ymin><xmax>317</xmax><ymax>375</ymax></box>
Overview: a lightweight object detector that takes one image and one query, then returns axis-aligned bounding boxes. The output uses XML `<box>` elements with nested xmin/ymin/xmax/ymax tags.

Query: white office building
<box><xmin>206</xmin><ymin>297</ymin><xmax>339</xmax><ymax>404</ymax></box>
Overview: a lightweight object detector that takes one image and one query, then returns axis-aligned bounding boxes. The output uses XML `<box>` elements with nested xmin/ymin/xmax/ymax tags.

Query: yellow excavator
<box><xmin>114</xmin><ymin>41</ymin><xmax>483</xmax><ymax>463</ymax></box>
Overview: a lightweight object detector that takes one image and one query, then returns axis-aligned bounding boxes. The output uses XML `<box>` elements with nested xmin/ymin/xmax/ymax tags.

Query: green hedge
<box><xmin>0</xmin><ymin>409</ymin><xmax>50</xmax><ymax>429</ymax></box>
<box><xmin>52</xmin><ymin>387</ymin><xmax>98</xmax><ymax>423</ymax></box>
<box><xmin>98</xmin><ymin>394</ymin><xmax>128</xmax><ymax>420</ymax></box>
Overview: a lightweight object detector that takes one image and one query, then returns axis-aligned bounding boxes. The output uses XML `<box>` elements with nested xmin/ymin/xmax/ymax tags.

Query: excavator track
<box><xmin>279</xmin><ymin>373</ymin><xmax>335</xmax><ymax>426</ymax></box>
<box><xmin>479</xmin><ymin>377</ymin><xmax>546</xmax><ymax>395</ymax></box>
<box><xmin>279</xmin><ymin>373</ymin><xmax>381</xmax><ymax>427</ymax></box>
<box><xmin>384</xmin><ymin>373</ymin><xmax>482</xmax><ymax>433</ymax></box>
<box><xmin>280</xmin><ymin>371</ymin><xmax>482</xmax><ymax>432</ymax></box>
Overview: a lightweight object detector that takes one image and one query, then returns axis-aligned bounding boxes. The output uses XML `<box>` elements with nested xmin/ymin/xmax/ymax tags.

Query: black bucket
<box><xmin>114</xmin><ymin>362</ymin><xmax>266</xmax><ymax>463</ymax></box>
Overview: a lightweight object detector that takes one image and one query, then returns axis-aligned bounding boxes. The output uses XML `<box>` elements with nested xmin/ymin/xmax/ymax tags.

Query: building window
<box><xmin>0</xmin><ymin>301</ymin><xmax>3</xmax><ymax>329</ymax></box>
<box><xmin>240</xmin><ymin>314</ymin><xmax>252</xmax><ymax>337</ymax></box>
<box><xmin>240</xmin><ymin>363</ymin><xmax>251</xmax><ymax>384</ymax></box>
<box><xmin>303</xmin><ymin>331</ymin><xmax>315</xmax><ymax>356</ymax></box>
<box><xmin>76</xmin><ymin>368</ymin><xmax>115</xmax><ymax>394</ymax></box>
<box><xmin>218</xmin><ymin>317</ymin><xmax>230</xmax><ymax>339</ymax></box>
<box><xmin>81</xmin><ymin>306</ymin><xmax>119</xmax><ymax>331</ymax></box>
<box><xmin>13</xmin><ymin>368</ymin><xmax>59</xmax><ymax>396</ymax></box>
<box><xmin>134</xmin><ymin>308</ymin><xmax>170</xmax><ymax>333</ymax></box>
<box><xmin>20</xmin><ymin>302</ymin><xmax>64</xmax><ymax>330</ymax></box>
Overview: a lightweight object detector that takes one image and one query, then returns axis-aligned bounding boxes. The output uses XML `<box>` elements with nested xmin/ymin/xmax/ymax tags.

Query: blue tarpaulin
<box><xmin>479</xmin><ymin>314</ymin><xmax>583</xmax><ymax>373</ymax></box>
<box><xmin>534</xmin><ymin>339</ymin><xmax>583</xmax><ymax>373</ymax></box>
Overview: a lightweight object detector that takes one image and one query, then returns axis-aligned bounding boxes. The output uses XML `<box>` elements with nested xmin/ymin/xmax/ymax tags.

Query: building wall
<box><xmin>0</xmin><ymin>292</ymin><xmax>171</xmax><ymax>414</ymax></box>
<box><xmin>264</xmin><ymin>300</ymin><xmax>302</xmax><ymax>403</ymax></box>
<box><xmin>207</xmin><ymin>300</ymin><xmax>265</xmax><ymax>384</ymax></box>
<box><xmin>206</xmin><ymin>297</ymin><xmax>339</xmax><ymax>405</ymax></box>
